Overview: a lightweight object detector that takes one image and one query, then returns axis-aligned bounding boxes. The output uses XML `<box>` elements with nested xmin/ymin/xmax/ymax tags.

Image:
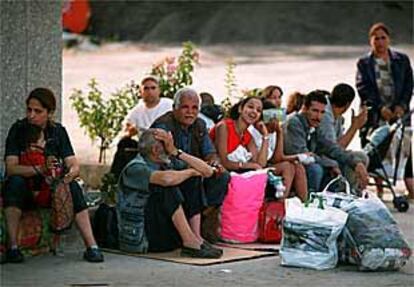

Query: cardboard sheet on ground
<box><xmin>217</xmin><ymin>242</ymin><xmax>280</xmax><ymax>252</ymax></box>
<box><xmin>102</xmin><ymin>246</ymin><xmax>276</xmax><ymax>266</ymax></box>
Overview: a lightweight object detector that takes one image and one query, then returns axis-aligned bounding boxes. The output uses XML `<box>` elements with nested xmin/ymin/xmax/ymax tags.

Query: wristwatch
<box><xmin>172</xmin><ymin>148</ymin><xmax>183</xmax><ymax>159</ymax></box>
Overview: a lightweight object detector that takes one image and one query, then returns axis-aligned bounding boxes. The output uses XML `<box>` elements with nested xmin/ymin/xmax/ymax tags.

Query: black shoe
<box><xmin>83</xmin><ymin>247</ymin><xmax>104</xmax><ymax>263</ymax></box>
<box><xmin>181</xmin><ymin>244</ymin><xmax>222</xmax><ymax>259</ymax></box>
<box><xmin>202</xmin><ymin>242</ymin><xmax>223</xmax><ymax>257</ymax></box>
<box><xmin>6</xmin><ymin>248</ymin><xmax>24</xmax><ymax>263</ymax></box>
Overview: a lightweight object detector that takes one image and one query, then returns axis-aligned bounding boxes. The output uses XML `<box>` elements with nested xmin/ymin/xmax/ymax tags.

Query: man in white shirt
<box><xmin>111</xmin><ymin>76</ymin><xmax>173</xmax><ymax>178</ymax></box>
<box><xmin>124</xmin><ymin>75</ymin><xmax>173</xmax><ymax>137</ymax></box>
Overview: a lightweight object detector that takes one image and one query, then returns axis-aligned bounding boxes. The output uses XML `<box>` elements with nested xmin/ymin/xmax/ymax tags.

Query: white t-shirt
<box><xmin>248</xmin><ymin>126</ymin><xmax>277</xmax><ymax>161</ymax></box>
<box><xmin>125</xmin><ymin>97</ymin><xmax>173</xmax><ymax>130</ymax></box>
<box><xmin>198</xmin><ymin>113</ymin><xmax>215</xmax><ymax>131</ymax></box>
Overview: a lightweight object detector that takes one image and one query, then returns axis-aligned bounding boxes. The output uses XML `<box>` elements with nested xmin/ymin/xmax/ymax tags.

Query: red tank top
<box><xmin>210</xmin><ymin>119</ymin><xmax>252</xmax><ymax>153</ymax></box>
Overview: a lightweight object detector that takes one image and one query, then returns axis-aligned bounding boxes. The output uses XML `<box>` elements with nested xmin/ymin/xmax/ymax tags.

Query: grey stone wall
<box><xmin>0</xmin><ymin>0</ymin><xmax>62</xmax><ymax>168</ymax></box>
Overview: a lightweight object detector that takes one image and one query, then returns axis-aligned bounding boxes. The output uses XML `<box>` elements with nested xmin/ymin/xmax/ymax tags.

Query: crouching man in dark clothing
<box><xmin>117</xmin><ymin>128</ymin><xmax>222</xmax><ymax>258</ymax></box>
<box><xmin>151</xmin><ymin>87</ymin><xmax>230</xmax><ymax>242</ymax></box>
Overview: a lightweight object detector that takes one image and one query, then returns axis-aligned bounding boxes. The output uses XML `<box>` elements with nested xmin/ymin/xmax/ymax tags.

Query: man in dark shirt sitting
<box><xmin>117</xmin><ymin>128</ymin><xmax>222</xmax><ymax>258</ymax></box>
<box><xmin>151</xmin><ymin>87</ymin><xmax>230</xmax><ymax>242</ymax></box>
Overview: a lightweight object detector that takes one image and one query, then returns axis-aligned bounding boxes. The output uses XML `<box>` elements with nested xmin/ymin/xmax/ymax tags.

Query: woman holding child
<box><xmin>2</xmin><ymin>88</ymin><xmax>104</xmax><ymax>263</ymax></box>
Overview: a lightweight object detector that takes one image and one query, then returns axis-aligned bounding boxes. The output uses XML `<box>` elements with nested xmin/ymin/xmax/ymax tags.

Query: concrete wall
<box><xmin>0</xmin><ymin>0</ymin><xmax>62</xmax><ymax>168</ymax></box>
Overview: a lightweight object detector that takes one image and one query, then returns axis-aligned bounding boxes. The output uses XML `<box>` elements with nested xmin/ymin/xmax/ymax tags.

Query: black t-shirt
<box><xmin>5</xmin><ymin>119</ymin><xmax>75</xmax><ymax>161</ymax></box>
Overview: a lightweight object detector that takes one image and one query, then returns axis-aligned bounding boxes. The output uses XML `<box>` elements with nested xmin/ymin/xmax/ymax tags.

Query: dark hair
<box><xmin>229</xmin><ymin>96</ymin><xmax>262</xmax><ymax>120</ymax></box>
<box><xmin>26</xmin><ymin>88</ymin><xmax>56</xmax><ymax>113</ymax></box>
<box><xmin>200</xmin><ymin>92</ymin><xmax>215</xmax><ymax>106</ymax></box>
<box><xmin>330</xmin><ymin>83</ymin><xmax>355</xmax><ymax>108</ymax></box>
<box><xmin>304</xmin><ymin>90</ymin><xmax>328</xmax><ymax>108</ymax></box>
<box><xmin>261</xmin><ymin>85</ymin><xmax>283</xmax><ymax>99</ymax></box>
<box><xmin>287</xmin><ymin>91</ymin><xmax>306</xmax><ymax>114</ymax></box>
<box><xmin>262</xmin><ymin>100</ymin><xmax>277</xmax><ymax>110</ymax></box>
<box><xmin>369</xmin><ymin>22</ymin><xmax>390</xmax><ymax>38</ymax></box>
<box><xmin>22</xmin><ymin>123</ymin><xmax>43</xmax><ymax>149</ymax></box>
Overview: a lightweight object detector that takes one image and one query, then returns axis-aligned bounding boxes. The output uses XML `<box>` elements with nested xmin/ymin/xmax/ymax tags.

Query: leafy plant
<box><xmin>70</xmin><ymin>79</ymin><xmax>138</xmax><ymax>163</ymax></box>
<box><xmin>150</xmin><ymin>41</ymin><xmax>199</xmax><ymax>98</ymax></box>
<box><xmin>241</xmin><ymin>88</ymin><xmax>262</xmax><ymax>98</ymax></box>
<box><xmin>221</xmin><ymin>58</ymin><xmax>237</xmax><ymax>117</ymax></box>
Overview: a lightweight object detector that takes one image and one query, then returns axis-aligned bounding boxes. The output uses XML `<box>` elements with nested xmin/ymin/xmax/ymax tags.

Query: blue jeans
<box><xmin>305</xmin><ymin>163</ymin><xmax>324</xmax><ymax>194</ymax></box>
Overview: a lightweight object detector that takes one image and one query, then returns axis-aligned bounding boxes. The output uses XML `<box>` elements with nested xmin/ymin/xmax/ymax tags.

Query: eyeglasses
<box><xmin>143</xmin><ymin>86</ymin><xmax>157</xmax><ymax>91</ymax></box>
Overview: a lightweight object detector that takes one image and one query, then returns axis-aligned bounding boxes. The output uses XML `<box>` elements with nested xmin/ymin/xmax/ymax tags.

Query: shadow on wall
<box><xmin>86</xmin><ymin>1</ymin><xmax>413</xmax><ymax>44</ymax></box>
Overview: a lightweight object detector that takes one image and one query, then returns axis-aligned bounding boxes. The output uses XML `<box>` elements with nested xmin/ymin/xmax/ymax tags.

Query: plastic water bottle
<box><xmin>268</xmin><ymin>171</ymin><xmax>286</xmax><ymax>199</ymax></box>
<box><xmin>274</xmin><ymin>177</ymin><xmax>286</xmax><ymax>199</ymax></box>
<box><xmin>54</xmin><ymin>231</ymin><xmax>69</xmax><ymax>257</ymax></box>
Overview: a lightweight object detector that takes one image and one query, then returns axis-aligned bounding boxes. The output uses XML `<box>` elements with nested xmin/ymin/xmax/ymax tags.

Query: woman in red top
<box><xmin>210</xmin><ymin>96</ymin><xmax>269</xmax><ymax>171</ymax></box>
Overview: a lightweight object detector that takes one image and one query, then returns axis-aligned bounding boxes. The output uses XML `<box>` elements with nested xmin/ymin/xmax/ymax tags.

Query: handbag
<box><xmin>50</xmin><ymin>180</ymin><xmax>74</xmax><ymax>233</ymax></box>
<box><xmin>92</xmin><ymin>203</ymin><xmax>119</xmax><ymax>249</ymax></box>
<box><xmin>220</xmin><ymin>170</ymin><xmax>267</xmax><ymax>243</ymax></box>
<box><xmin>258</xmin><ymin>200</ymin><xmax>285</xmax><ymax>243</ymax></box>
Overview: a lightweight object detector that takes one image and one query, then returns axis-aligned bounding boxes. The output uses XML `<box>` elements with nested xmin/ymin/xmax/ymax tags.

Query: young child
<box><xmin>19</xmin><ymin>123</ymin><xmax>57</xmax><ymax>207</ymax></box>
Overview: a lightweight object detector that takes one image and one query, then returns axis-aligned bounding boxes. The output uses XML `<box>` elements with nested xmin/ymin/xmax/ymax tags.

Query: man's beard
<box><xmin>158</xmin><ymin>150</ymin><xmax>171</xmax><ymax>165</ymax></box>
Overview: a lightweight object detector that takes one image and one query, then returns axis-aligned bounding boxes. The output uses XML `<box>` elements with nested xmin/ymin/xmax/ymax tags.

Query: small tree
<box><xmin>151</xmin><ymin>41</ymin><xmax>199</xmax><ymax>98</ymax></box>
<box><xmin>70</xmin><ymin>79</ymin><xmax>138</xmax><ymax>163</ymax></box>
<box><xmin>221</xmin><ymin>58</ymin><xmax>237</xmax><ymax>117</ymax></box>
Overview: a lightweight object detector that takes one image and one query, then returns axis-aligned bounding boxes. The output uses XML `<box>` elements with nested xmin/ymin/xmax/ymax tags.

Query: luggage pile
<box><xmin>279</xmin><ymin>176</ymin><xmax>412</xmax><ymax>271</ymax></box>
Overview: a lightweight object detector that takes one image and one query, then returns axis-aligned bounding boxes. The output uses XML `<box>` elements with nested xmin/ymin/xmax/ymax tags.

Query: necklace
<box><xmin>234</xmin><ymin>120</ymin><xmax>245</xmax><ymax>138</ymax></box>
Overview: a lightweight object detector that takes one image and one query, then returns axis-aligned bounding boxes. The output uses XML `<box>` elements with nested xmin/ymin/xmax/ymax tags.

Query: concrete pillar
<box><xmin>0</xmin><ymin>0</ymin><xmax>62</xmax><ymax>167</ymax></box>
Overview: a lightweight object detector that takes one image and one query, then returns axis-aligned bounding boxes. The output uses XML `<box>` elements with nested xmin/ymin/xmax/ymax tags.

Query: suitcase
<box><xmin>258</xmin><ymin>200</ymin><xmax>285</xmax><ymax>243</ymax></box>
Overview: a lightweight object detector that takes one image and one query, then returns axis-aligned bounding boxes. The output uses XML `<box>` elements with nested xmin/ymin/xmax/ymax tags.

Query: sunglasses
<box><xmin>143</xmin><ymin>86</ymin><xmax>157</xmax><ymax>91</ymax></box>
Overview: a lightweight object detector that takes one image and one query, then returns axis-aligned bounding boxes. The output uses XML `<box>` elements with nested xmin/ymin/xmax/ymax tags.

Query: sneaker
<box><xmin>83</xmin><ymin>247</ymin><xmax>104</xmax><ymax>263</ymax></box>
<box><xmin>181</xmin><ymin>244</ymin><xmax>222</xmax><ymax>259</ymax></box>
<box><xmin>6</xmin><ymin>248</ymin><xmax>24</xmax><ymax>263</ymax></box>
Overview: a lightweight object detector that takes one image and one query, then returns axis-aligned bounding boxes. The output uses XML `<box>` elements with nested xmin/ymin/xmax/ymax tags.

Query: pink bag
<box><xmin>220</xmin><ymin>170</ymin><xmax>267</xmax><ymax>243</ymax></box>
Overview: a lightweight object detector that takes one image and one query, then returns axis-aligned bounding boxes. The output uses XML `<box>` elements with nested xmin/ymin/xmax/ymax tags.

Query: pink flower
<box><xmin>166</xmin><ymin>64</ymin><xmax>177</xmax><ymax>76</ymax></box>
<box><xmin>165</xmin><ymin>56</ymin><xmax>175</xmax><ymax>64</ymax></box>
<box><xmin>192</xmin><ymin>52</ymin><xmax>200</xmax><ymax>63</ymax></box>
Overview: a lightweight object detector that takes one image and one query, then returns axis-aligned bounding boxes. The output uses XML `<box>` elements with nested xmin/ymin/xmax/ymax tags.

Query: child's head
<box><xmin>22</xmin><ymin>123</ymin><xmax>44</xmax><ymax>149</ymax></box>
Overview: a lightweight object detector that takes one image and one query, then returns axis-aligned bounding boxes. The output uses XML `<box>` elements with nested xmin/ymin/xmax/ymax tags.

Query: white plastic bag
<box><xmin>280</xmin><ymin>197</ymin><xmax>348</xmax><ymax>270</ymax></box>
<box><xmin>318</xmin><ymin>177</ymin><xmax>412</xmax><ymax>271</ymax></box>
<box><xmin>335</xmin><ymin>194</ymin><xmax>411</xmax><ymax>271</ymax></box>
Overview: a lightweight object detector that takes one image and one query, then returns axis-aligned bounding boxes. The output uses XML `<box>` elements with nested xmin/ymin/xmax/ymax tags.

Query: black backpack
<box><xmin>92</xmin><ymin>203</ymin><xmax>119</xmax><ymax>249</ymax></box>
<box><xmin>110</xmin><ymin>137</ymin><xmax>139</xmax><ymax>179</ymax></box>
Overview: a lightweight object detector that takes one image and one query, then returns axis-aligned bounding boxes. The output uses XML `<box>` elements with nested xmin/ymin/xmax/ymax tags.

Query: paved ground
<box><xmin>1</xmin><ymin>198</ymin><xmax>413</xmax><ymax>287</ymax></box>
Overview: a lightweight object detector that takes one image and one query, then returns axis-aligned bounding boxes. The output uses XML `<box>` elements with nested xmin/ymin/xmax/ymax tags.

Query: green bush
<box><xmin>70</xmin><ymin>79</ymin><xmax>138</xmax><ymax>163</ymax></box>
<box><xmin>150</xmin><ymin>41</ymin><xmax>199</xmax><ymax>98</ymax></box>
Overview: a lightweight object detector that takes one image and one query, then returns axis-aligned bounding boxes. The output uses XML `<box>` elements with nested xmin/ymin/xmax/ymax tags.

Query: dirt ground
<box><xmin>62</xmin><ymin>43</ymin><xmax>414</xmax><ymax>165</ymax></box>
